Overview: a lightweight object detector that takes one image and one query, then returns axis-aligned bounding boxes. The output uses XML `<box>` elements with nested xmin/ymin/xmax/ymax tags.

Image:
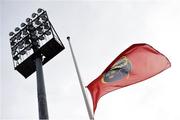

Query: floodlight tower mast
<box><xmin>35</xmin><ymin>54</ymin><xmax>48</xmax><ymax>119</ymax></box>
<box><xmin>9</xmin><ymin>8</ymin><xmax>65</xmax><ymax>119</ymax></box>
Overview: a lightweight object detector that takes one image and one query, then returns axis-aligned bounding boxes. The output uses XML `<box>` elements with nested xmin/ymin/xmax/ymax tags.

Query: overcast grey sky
<box><xmin>1</xmin><ymin>0</ymin><xmax>180</xmax><ymax>120</ymax></box>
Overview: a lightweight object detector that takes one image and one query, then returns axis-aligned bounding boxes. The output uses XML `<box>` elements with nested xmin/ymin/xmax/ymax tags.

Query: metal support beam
<box><xmin>35</xmin><ymin>56</ymin><xmax>49</xmax><ymax>120</ymax></box>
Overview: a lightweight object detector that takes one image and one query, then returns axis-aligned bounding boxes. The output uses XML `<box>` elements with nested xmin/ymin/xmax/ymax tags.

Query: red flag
<box><xmin>87</xmin><ymin>43</ymin><xmax>171</xmax><ymax>113</ymax></box>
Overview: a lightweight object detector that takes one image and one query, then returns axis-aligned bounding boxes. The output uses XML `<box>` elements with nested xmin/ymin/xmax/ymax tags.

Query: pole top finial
<box><xmin>67</xmin><ymin>36</ymin><xmax>70</xmax><ymax>41</ymax></box>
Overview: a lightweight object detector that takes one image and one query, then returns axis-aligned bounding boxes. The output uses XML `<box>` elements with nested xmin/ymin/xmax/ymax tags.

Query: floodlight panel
<box><xmin>9</xmin><ymin>8</ymin><xmax>65</xmax><ymax>78</ymax></box>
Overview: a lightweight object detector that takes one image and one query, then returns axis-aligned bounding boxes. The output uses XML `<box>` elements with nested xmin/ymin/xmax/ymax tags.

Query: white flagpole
<box><xmin>67</xmin><ymin>36</ymin><xmax>94</xmax><ymax>120</ymax></box>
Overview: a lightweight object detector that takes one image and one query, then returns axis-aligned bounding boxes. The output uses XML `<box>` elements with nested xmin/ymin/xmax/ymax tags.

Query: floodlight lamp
<box><xmin>40</xmin><ymin>14</ymin><xmax>47</xmax><ymax>21</ymax></box>
<box><xmin>13</xmin><ymin>55</ymin><xmax>19</xmax><ymax>61</ymax></box>
<box><xmin>15</xmin><ymin>27</ymin><xmax>20</xmax><ymax>32</ymax></box>
<box><xmin>28</xmin><ymin>24</ymin><xmax>35</xmax><ymax>31</ymax></box>
<box><xmin>18</xmin><ymin>41</ymin><xmax>25</xmax><ymax>49</ymax></box>
<box><xmin>37</xmin><ymin>8</ymin><xmax>44</xmax><ymax>13</ymax></box>
<box><xmin>12</xmin><ymin>45</ymin><xmax>17</xmax><ymax>52</ymax></box>
<box><xmin>37</xmin><ymin>27</ymin><xmax>43</xmax><ymax>35</ymax></box>
<box><xmin>24</xmin><ymin>38</ymin><xmax>31</xmax><ymax>45</ymax></box>
<box><xmin>45</xmin><ymin>30</ymin><xmax>51</xmax><ymax>36</ymax></box>
<box><xmin>22</xmin><ymin>29</ymin><xmax>28</xmax><ymax>36</ymax></box>
<box><xmin>21</xmin><ymin>23</ymin><xmax>26</xmax><ymax>28</ymax></box>
<box><xmin>27</xmin><ymin>45</ymin><xmax>32</xmax><ymax>50</ymax></box>
<box><xmin>26</xmin><ymin>18</ymin><xmax>32</xmax><ymax>23</ymax></box>
<box><xmin>16</xmin><ymin>33</ymin><xmax>22</xmax><ymax>40</ymax></box>
<box><xmin>12</xmin><ymin>49</ymin><xmax>17</xmax><ymax>55</ymax></box>
<box><xmin>20</xmin><ymin>50</ymin><xmax>26</xmax><ymax>55</ymax></box>
<box><xmin>26</xmin><ymin>44</ymin><xmax>32</xmax><ymax>50</ymax></box>
<box><xmin>31</xmin><ymin>31</ymin><xmax>36</xmax><ymax>35</ymax></box>
<box><xmin>18</xmin><ymin>45</ymin><xmax>24</xmax><ymax>50</ymax></box>
<box><xmin>35</xmin><ymin>19</ymin><xmax>41</xmax><ymax>26</ymax></box>
<box><xmin>9</xmin><ymin>32</ymin><xmax>15</xmax><ymax>36</ymax></box>
<box><xmin>11</xmin><ymin>41</ymin><xmax>16</xmax><ymax>46</ymax></box>
<box><xmin>44</xmin><ymin>22</ymin><xmax>50</xmax><ymax>30</ymax></box>
<box><xmin>32</xmin><ymin>41</ymin><xmax>39</xmax><ymax>47</ymax></box>
<box><xmin>10</xmin><ymin>37</ymin><xmax>16</xmax><ymax>46</ymax></box>
<box><xmin>31</xmin><ymin>34</ymin><xmax>38</xmax><ymax>40</ymax></box>
<box><xmin>32</xmin><ymin>13</ymin><xmax>38</xmax><ymax>18</ymax></box>
<box><xmin>16</xmin><ymin>36</ymin><xmax>21</xmax><ymax>41</ymax></box>
<box><xmin>39</xmin><ymin>35</ymin><xmax>45</xmax><ymax>40</ymax></box>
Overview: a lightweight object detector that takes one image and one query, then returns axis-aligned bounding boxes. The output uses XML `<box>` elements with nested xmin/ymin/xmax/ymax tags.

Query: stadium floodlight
<box><xmin>9</xmin><ymin>8</ymin><xmax>65</xmax><ymax>120</ymax></box>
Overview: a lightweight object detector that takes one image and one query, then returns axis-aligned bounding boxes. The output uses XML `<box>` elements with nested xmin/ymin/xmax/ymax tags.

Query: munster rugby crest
<box><xmin>102</xmin><ymin>56</ymin><xmax>132</xmax><ymax>83</ymax></box>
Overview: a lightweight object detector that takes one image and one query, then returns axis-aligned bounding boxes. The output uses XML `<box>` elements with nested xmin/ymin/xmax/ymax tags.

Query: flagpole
<box><xmin>67</xmin><ymin>36</ymin><xmax>94</xmax><ymax>120</ymax></box>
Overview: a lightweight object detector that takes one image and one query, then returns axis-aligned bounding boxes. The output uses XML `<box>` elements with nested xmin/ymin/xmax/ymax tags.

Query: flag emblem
<box><xmin>102</xmin><ymin>56</ymin><xmax>132</xmax><ymax>83</ymax></box>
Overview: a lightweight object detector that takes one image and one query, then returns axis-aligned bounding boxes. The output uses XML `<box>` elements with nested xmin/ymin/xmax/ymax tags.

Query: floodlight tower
<box><xmin>9</xmin><ymin>8</ymin><xmax>64</xmax><ymax>119</ymax></box>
